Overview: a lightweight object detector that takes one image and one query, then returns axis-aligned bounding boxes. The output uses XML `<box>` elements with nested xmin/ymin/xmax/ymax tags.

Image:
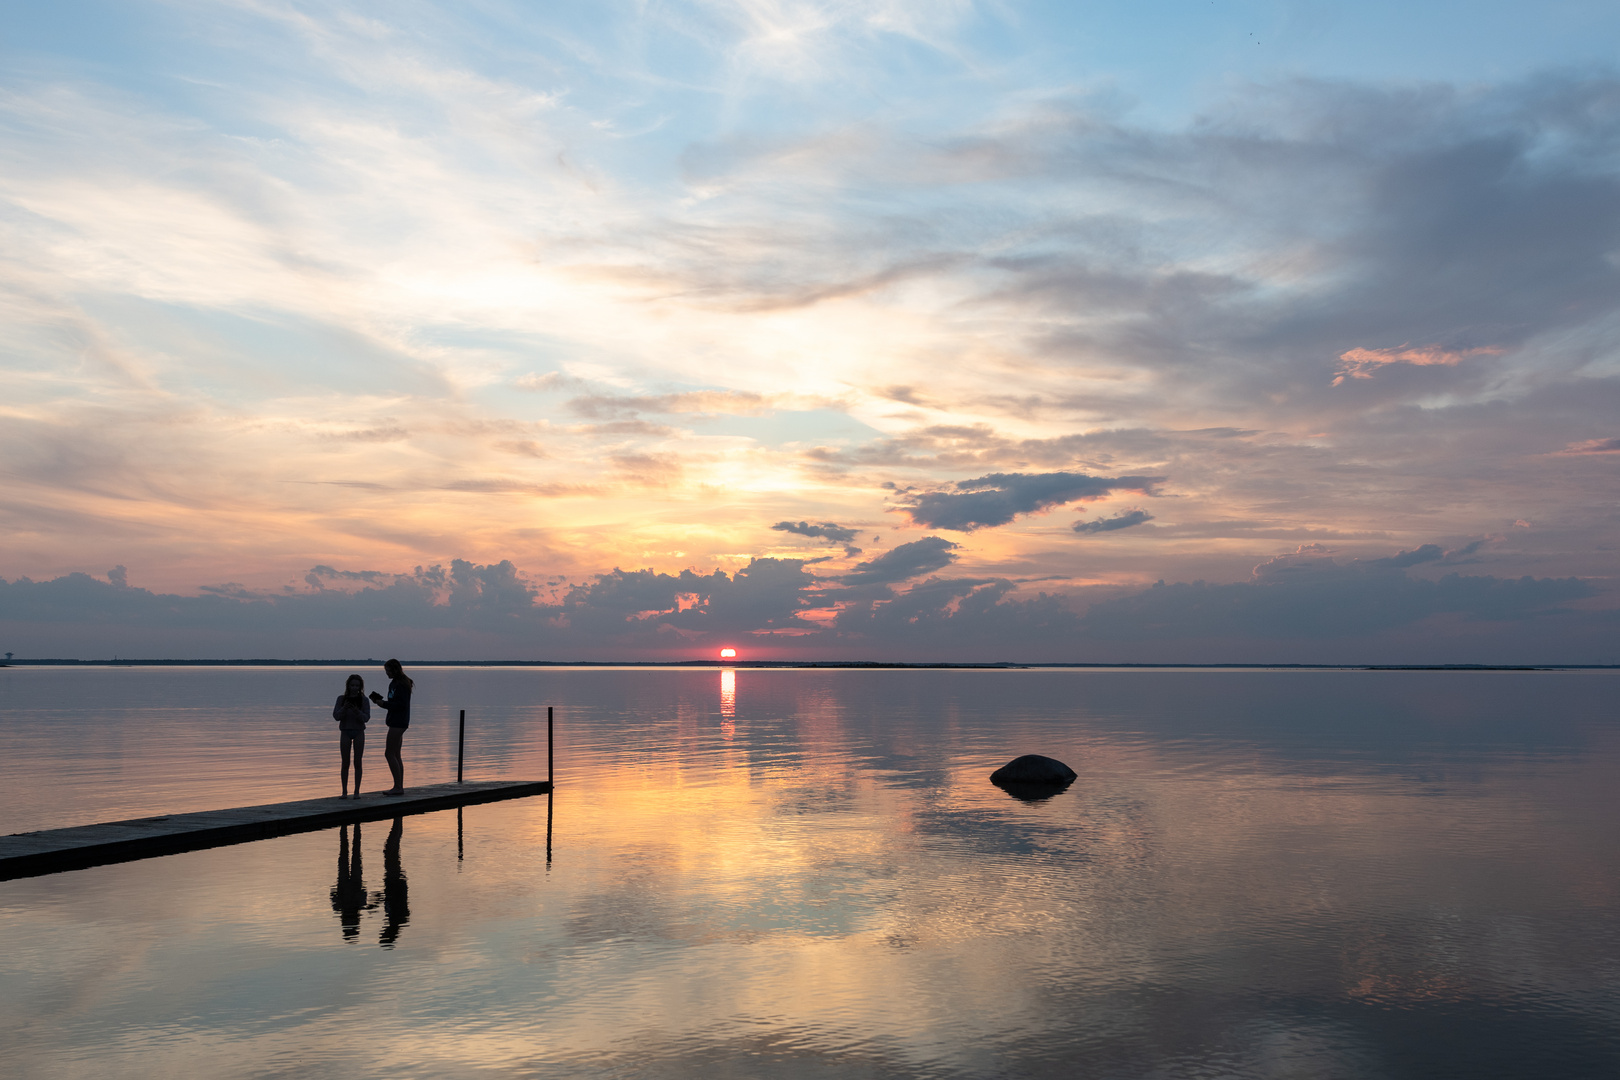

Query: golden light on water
<box><xmin>720</xmin><ymin>668</ymin><xmax>736</xmax><ymax>720</ymax></box>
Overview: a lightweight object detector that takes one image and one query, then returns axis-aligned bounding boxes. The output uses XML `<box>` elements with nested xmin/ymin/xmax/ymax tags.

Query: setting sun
<box><xmin>719</xmin><ymin>648</ymin><xmax>736</xmax><ymax>658</ymax></box>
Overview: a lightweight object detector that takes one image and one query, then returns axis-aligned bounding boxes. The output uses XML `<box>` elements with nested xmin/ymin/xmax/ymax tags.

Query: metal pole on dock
<box><xmin>458</xmin><ymin>709</ymin><xmax>466</xmax><ymax>783</ymax></box>
<box><xmin>547</xmin><ymin>706</ymin><xmax>554</xmax><ymax>785</ymax></box>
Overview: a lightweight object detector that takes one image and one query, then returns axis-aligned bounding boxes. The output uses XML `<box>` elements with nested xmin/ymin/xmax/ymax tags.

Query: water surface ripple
<box><xmin>2</xmin><ymin>666</ymin><xmax>1617</xmax><ymax>1078</ymax></box>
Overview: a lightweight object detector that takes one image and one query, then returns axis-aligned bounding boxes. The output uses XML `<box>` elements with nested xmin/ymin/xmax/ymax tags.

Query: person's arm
<box><xmin>370</xmin><ymin>689</ymin><xmax>391</xmax><ymax>711</ymax></box>
<box><xmin>359</xmin><ymin>697</ymin><xmax>371</xmax><ymax>721</ymax></box>
<box><xmin>333</xmin><ymin>695</ymin><xmax>345</xmax><ymax>722</ymax></box>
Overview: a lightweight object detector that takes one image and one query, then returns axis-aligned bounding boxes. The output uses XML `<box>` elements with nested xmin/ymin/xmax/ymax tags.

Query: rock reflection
<box><xmin>992</xmin><ymin>777</ymin><xmax>1075</xmax><ymax>802</ymax></box>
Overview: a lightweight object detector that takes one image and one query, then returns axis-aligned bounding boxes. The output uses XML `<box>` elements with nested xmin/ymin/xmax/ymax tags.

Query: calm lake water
<box><xmin>2</xmin><ymin>665</ymin><xmax>1618</xmax><ymax>1078</ymax></box>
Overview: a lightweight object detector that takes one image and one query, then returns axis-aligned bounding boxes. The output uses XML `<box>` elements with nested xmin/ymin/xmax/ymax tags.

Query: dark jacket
<box><xmin>332</xmin><ymin>694</ymin><xmax>370</xmax><ymax>732</ymax></box>
<box><xmin>375</xmin><ymin>678</ymin><xmax>412</xmax><ymax>729</ymax></box>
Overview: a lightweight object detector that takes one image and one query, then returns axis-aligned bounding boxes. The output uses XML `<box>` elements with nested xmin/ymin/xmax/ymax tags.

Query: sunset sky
<box><xmin>3</xmin><ymin>0</ymin><xmax>1618</xmax><ymax>661</ymax></box>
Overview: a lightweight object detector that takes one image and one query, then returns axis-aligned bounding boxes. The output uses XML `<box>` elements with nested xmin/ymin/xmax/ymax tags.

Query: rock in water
<box><xmin>990</xmin><ymin>754</ymin><xmax>1077</xmax><ymax>785</ymax></box>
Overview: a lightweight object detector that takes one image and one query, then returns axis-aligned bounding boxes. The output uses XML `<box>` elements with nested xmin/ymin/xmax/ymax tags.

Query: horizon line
<box><xmin>3</xmin><ymin>660</ymin><xmax>1616</xmax><ymax>671</ymax></box>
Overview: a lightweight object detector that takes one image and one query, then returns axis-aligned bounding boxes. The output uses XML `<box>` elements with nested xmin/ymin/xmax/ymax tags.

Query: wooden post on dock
<box><xmin>547</xmin><ymin>706</ymin><xmax>554</xmax><ymax>785</ymax></box>
<box><xmin>458</xmin><ymin>709</ymin><xmax>466</xmax><ymax>783</ymax></box>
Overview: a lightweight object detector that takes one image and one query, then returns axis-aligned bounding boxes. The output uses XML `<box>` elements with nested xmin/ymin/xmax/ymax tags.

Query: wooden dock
<box><xmin>0</xmin><ymin>780</ymin><xmax>552</xmax><ymax>881</ymax></box>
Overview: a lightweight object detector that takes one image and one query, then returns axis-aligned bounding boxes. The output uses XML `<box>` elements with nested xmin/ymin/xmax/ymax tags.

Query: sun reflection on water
<box><xmin>719</xmin><ymin>667</ymin><xmax>736</xmax><ymax>735</ymax></box>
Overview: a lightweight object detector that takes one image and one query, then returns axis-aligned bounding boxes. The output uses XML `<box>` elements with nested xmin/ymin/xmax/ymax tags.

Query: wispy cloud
<box><xmin>1332</xmin><ymin>345</ymin><xmax>1503</xmax><ymax>386</ymax></box>
<box><xmin>1555</xmin><ymin>437</ymin><xmax>1620</xmax><ymax>455</ymax></box>
<box><xmin>569</xmin><ymin>390</ymin><xmax>780</xmax><ymax>418</ymax></box>
<box><xmin>772</xmin><ymin>520</ymin><xmax>859</xmax><ymax>544</ymax></box>
<box><xmin>1073</xmin><ymin>508</ymin><xmax>1153</xmax><ymax>535</ymax></box>
<box><xmin>896</xmin><ymin>472</ymin><xmax>1164</xmax><ymax>531</ymax></box>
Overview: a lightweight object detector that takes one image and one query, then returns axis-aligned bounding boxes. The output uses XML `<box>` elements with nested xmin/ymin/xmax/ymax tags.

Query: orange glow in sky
<box><xmin>2</xmin><ymin>0</ymin><xmax>1614</xmax><ymax>667</ymax></box>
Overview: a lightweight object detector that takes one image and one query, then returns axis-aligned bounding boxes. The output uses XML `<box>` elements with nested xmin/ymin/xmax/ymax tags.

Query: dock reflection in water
<box><xmin>3</xmin><ymin>668</ymin><xmax>1620</xmax><ymax>1078</ymax></box>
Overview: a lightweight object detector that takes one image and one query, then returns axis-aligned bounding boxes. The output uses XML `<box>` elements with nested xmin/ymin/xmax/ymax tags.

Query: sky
<box><xmin>2</xmin><ymin>0</ymin><xmax>1618</xmax><ymax>662</ymax></box>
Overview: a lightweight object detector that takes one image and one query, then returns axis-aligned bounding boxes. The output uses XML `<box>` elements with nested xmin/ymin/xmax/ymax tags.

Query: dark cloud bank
<box><xmin>1</xmin><ymin>543</ymin><xmax>1610</xmax><ymax>664</ymax></box>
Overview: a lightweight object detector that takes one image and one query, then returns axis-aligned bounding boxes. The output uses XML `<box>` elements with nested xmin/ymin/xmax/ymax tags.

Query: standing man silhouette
<box><xmin>370</xmin><ymin>659</ymin><xmax>413</xmax><ymax>795</ymax></box>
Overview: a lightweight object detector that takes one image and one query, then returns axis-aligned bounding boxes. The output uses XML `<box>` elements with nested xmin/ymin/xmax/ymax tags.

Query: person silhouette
<box><xmin>332</xmin><ymin>674</ymin><xmax>370</xmax><ymax>799</ymax></box>
<box><xmin>377</xmin><ymin>816</ymin><xmax>410</xmax><ymax>947</ymax></box>
<box><xmin>369</xmin><ymin>659</ymin><xmax>413</xmax><ymax>795</ymax></box>
<box><xmin>329</xmin><ymin>823</ymin><xmax>372</xmax><ymax>941</ymax></box>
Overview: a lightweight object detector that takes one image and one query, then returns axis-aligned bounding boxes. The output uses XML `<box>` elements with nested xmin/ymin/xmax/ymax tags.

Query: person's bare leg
<box><xmin>385</xmin><ymin>727</ymin><xmax>405</xmax><ymax>793</ymax></box>
<box><xmin>352</xmin><ymin>732</ymin><xmax>365</xmax><ymax>798</ymax></box>
<box><xmin>340</xmin><ymin>734</ymin><xmax>353</xmax><ymax>798</ymax></box>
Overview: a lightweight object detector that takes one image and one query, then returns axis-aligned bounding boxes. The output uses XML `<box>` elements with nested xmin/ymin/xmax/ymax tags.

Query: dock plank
<box><xmin>0</xmin><ymin>780</ymin><xmax>551</xmax><ymax>881</ymax></box>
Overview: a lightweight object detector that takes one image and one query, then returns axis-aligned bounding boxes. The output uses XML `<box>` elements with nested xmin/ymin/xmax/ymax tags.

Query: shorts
<box><xmin>341</xmin><ymin>729</ymin><xmax>366</xmax><ymax>750</ymax></box>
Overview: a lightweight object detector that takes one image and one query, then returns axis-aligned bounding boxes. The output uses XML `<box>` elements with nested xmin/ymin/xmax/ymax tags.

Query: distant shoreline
<box><xmin>2</xmin><ymin>660</ymin><xmax>1615</xmax><ymax>671</ymax></box>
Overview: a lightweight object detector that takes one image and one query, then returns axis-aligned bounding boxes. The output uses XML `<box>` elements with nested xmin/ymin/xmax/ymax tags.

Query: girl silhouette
<box><xmin>332</xmin><ymin>673</ymin><xmax>370</xmax><ymax>799</ymax></box>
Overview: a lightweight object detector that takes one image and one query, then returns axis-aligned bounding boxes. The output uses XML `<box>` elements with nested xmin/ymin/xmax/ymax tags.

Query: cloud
<box><xmin>0</xmin><ymin>537</ymin><xmax>1610</xmax><ymax>662</ymax></box>
<box><xmin>772</xmin><ymin>520</ymin><xmax>859</xmax><ymax>544</ymax></box>
<box><xmin>1073</xmin><ymin>509</ymin><xmax>1154</xmax><ymax>535</ymax></box>
<box><xmin>840</xmin><ymin>536</ymin><xmax>958</xmax><ymax>585</ymax></box>
<box><xmin>317</xmin><ymin>426</ymin><xmax>410</xmax><ymax>443</ymax></box>
<box><xmin>513</xmin><ymin>372</ymin><xmax>584</xmax><ymax>392</ymax></box>
<box><xmin>1370</xmin><ymin>544</ymin><xmax>1444</xmax><ymax>568</ymax></box>
<box><xmin>610</xmin><ymin>453</ymin><xmax>684</xmax><ymax>485</ymax></box>
<box><xmin>306</xmin><ymin>566</ymin><xmax>397</xmax><ymax>589</ymax></box>
<box><xmin>557</xmin><ymin>557</ymin><xmax>831</xmax><ymax>638</ymax></box>
<box><xmin>1332</xmin><ymin>345</ymin><xmax>1503</xmax><ymax>386</ymax></box>
<box><xmin>1368</xmin><ymin>539</ymin><xmax>1487</xmax><ymax>568</ymax></box>
<box><xmin>198</xmin><ymin>582</ymin><xmax>266</xmax><ymax>599</ymax></box>
<box><xmin>834</xmin><ymin>576</ymin><xmax>1083</xmax><ymax>648</ymax></box>
<box><xmin>1438</xmin><ymin>538</ymin><xmax>1488</xmax><ymax>564</ymax></box>
<box><xmin>2</xmin><ymin>5</ymin><xmax>1620</xmax><ymax>639</ymax></box>
<box><xmin>568</xmin><ymin>390</ymin><xmax>779</xmax><ymax>419</ymax></box>
<box><xmin>1555</xmin><ymin>437</ymin><xmax>1620</xmax><ymax>455</ymax></box>
<box><xmin>898</xmin><ymin>472</ymin><xmax>1165</xmax><ymax>531</ymax></box>
<box><xmin>494</xmin><ymin>439</ymin><xmax>549</xmax><ymax>458</ymax></box>
<box><xmin>1082</xmin><ymin>550</ymin><xmax>1594</xmax><ymax>641</ymax></box>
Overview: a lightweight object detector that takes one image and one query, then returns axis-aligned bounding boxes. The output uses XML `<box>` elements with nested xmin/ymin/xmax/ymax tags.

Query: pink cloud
<box><xmin>1332</xmin><ymin>344</ymin><xmax>1503</xmax><ymax>385</ymax></box>
<box><xmin>1554</xmin><ymin>437</ymin><xmax>1620</xmax><ymax>455</ymax></box>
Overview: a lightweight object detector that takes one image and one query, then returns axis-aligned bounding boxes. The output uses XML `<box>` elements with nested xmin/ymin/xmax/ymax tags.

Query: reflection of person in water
<box><xmin>329</xmin><ymin>823</ymin><xmax>371</xmax><ymax>941</ymax></box>
<box><xmin>377</xmin><ymin>815</ymin><xmax>410</xmax><ymax>947</ymax></box>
